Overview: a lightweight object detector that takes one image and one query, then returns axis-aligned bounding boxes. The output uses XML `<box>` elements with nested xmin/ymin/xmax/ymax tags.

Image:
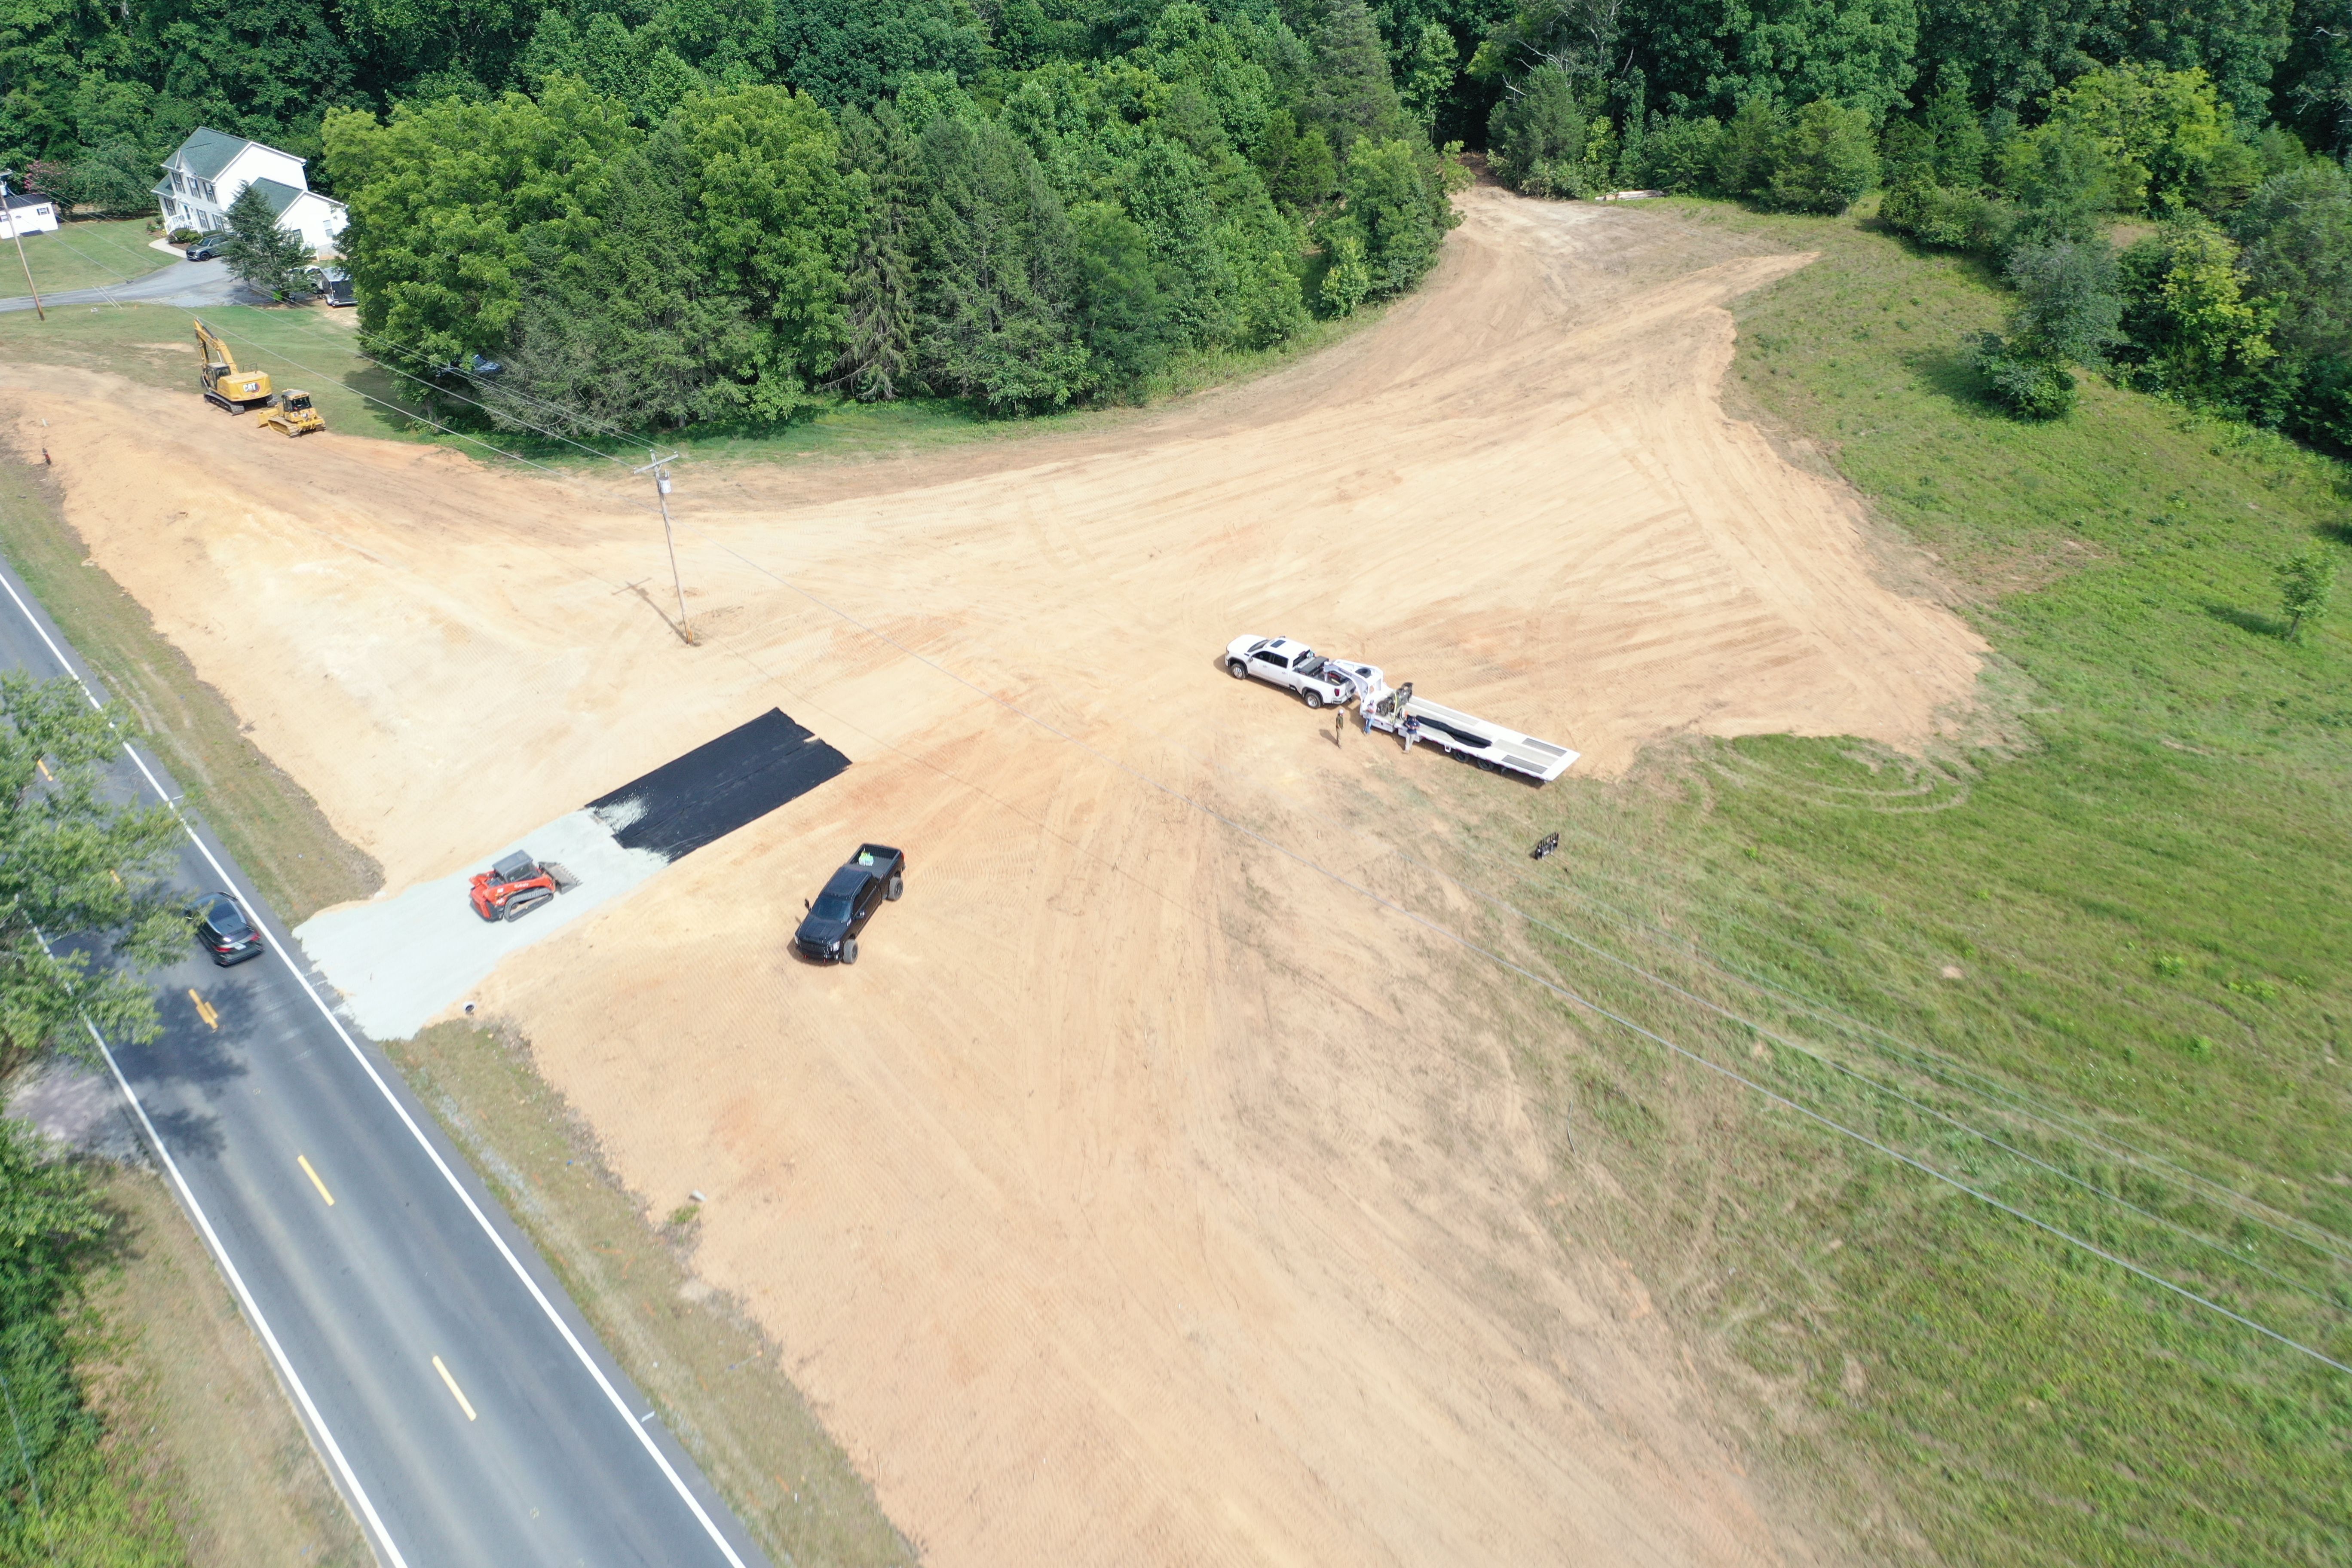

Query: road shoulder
<box><xmin>77</xmin><ymin>1163</ymin><xmax>376</xmax><ymax>1568</ymax></box>
<box><xmin>392</xmin><ymin>1019</ymin><xmax>915</xmax><ymax>1568</ymax></box>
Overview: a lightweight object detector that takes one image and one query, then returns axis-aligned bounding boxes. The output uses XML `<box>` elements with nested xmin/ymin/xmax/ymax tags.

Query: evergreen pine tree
<box><xmin>912</xmin><ymin>111</ymin><xmax>1088</xmax><ymax>411</ymax></box>
<box><xmin>1923</xmin><ymin>66</ymin><xmax>1987</xmax><ymax>190</ymax></box>
<box><xmin>220</xmin><ymin>184</ymin><xmax>316</xmax><ymax>298</ymax></box>
<box><xmin>836</xmin><ymin>104</ymin><xmax>919</xmax><ymax>401</ymax></box>
<box><xmin>1307</xmin><ymin>0</ymin><xmax>1412</xmax><ymax>159</ymax></box>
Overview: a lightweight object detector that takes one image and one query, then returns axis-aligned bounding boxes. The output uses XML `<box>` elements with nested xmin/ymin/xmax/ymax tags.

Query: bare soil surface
<box><xmin>2</xmin><ymin>187</ymin><xmax>1984</xmax><ymax>1566</ymax></box>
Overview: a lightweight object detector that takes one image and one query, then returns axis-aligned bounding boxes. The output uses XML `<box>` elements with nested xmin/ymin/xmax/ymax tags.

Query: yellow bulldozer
<box><xmin>194</xmin><ymin>318</ymin><xmax>272</xmax><ymax>412</ymax></box>
<box><xmin>257</xmin><ymin>389</ymin><xmax>324</xmax><ymax>437</ymax></box>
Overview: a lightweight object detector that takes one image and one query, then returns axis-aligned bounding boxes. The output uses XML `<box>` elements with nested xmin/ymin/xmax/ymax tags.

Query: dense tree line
<box><xmin>1454</xmin><ymin>3</ymin><xmax>2352</xmax><ymax>449</ymax></box>
<box><xmin>0</xmin><ymin>2</ymin><xmax>1468</xmax><ymax>422</ymax></box>
<box><xmin>319</xmin><ymin>3</ymin><xmax>1461</xmax><ymax>422</ymax></box>
<box><xmin>7</xmin><ymin>0</ymin><xmax>2347</xmax><ymax>435</ymax></box>
<box><xmin>1867</xmin><ymin>62</ymin><xmax>2350</xmax><ymax>447</ymax></box>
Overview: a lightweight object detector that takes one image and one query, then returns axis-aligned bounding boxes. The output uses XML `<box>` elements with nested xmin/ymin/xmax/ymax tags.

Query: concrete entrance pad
<box><xmin>296</xmin><ymin>809</ymin><xmax>668</xmax><ymax>1040</ymax></box>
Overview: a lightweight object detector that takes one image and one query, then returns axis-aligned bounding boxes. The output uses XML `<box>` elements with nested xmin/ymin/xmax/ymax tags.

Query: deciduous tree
<box><xmin>1767</xmin><ymin>98</ymin><xmax>1877</xmax><ymax>213</ymax></box>
<box><xmin>2277</xmin><ymin>547</ymin><xmax>2337</xmax><ymax>639</ymax></box>
<box><xmin>0</xmin><ymin>673</ymin><xmax>185</xmax><ymax>1077</ymax></box>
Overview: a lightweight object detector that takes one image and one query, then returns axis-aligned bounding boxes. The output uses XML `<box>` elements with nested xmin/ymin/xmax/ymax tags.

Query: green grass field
<box><xmin>0</xmin><ymin>265</ymin><xmax>1391</xmax><ymax>483</ymax></box>
<box><xmin>3</xmin><ymin>218</ymin><xmax>177</xmax><ymax>297</ymax></box>
<box><xmin>1439</xmin><ymin>199</ymin><xmax>2351</xmax><ymax>1565</ymax></box>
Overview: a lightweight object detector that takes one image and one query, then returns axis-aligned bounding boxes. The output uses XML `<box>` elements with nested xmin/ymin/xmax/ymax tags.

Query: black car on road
<box><xmin>793</xmin><ymin>844</ymin><xmax>904</xmax><ymax>965</ymax></box>
<box><xmin>190</xmin><ymin>891</ymin><xmax>265</xmax><ymax>965</ymax></box>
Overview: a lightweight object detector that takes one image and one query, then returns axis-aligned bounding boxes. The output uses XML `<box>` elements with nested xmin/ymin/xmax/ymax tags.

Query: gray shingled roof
<box><xmin>3</xmin><ymin>191</ymin><xmax>53</xmax><ymax>211</ymax></box>
<box><xmin>243</xmin><ymin>177</ymin><xmax>304</xmax><ymax>217</ymax></box>
<box><xmin>168</xmin><ymin>127</ymin><xmax>252</xmax><ymax>181</ymax></box>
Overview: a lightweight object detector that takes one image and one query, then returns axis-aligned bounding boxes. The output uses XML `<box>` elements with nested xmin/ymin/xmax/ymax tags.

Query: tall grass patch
<box><xmin>1455</xmin><ymin>199</ymin><xmax>2351</xmax><ymax>1565</ymax></box>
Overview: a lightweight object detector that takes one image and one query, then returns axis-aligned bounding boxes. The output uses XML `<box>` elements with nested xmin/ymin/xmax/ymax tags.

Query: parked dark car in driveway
<box><xmin>305</xmin><ymin>265</ymin><xmax>356</xmax><ymax>306</ymax></box>
<box><xmin>190</xmin><ymin>891</ymin><xmax>265</xmax><ymax>965</ymax></box>
<box><xmin>793</xmin><ymin>844</ymin><xmax>904</xmax><ymax>965</ymax></box>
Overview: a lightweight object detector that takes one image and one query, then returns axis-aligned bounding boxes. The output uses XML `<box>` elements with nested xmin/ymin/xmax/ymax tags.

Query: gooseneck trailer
<box><xmin>1224</xmin><ymin>635</ymin><xmax>1580</xmax><ymax>784</ymax></box>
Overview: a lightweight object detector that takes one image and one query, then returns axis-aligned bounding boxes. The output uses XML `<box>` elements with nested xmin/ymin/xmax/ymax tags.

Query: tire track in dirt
<box><xmin>1</xmin><ymin>185</ymin><xmax>1981</xmax><ymax>1565</ymax></box>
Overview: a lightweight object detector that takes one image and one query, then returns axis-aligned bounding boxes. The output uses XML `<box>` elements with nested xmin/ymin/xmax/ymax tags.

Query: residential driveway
<box><xmin>0</xmin><ymin>255</ymin><xmax>251</xmax><ymax>314</ymax></box>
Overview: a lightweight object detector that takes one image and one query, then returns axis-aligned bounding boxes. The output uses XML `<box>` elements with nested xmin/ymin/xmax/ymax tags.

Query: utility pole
<box><xmin>634</xmin><ymin>450</ymin><xmax>692</xmax><ymax>645</ymax></box>
<box><xmin>0</xmin><ymin>172</ymin><xmax>46</xmax><ymax>322</ymax></box>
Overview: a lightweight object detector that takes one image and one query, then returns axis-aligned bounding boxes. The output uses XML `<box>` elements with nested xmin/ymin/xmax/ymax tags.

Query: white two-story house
<box><xmin>154</xmin><ymin>128</ymin><xmax>348</xmax><ymax>254</ymax></box>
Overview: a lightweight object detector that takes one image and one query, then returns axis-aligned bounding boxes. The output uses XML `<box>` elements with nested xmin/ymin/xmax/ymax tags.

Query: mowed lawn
<box><xmin>1</xmin><ymin>217</ymin><xmax>179</xmax><ymax>297</ymax></box>
<box><xmin>1452</xmin><ymin>198</ymin><xmax>2351</xmax><ymax>1568</ymax></box>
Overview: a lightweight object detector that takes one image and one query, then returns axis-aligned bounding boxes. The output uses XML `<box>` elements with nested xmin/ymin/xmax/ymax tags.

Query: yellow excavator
<box><xmin>257</xmin><ymin>388</ymin><xmax>324</xmax><ymax>437</ymax></box>
<box><xmin>194</xmin><ymin>318</ymin><xmax>272</xmax><ymax>412</ymax></box>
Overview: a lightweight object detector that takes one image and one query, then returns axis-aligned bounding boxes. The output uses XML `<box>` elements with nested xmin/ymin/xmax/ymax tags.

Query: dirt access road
<box><xmin>4</xmin><ymin>186</ymin><xmax>1984</xmax><ymax>1565</ymax></box>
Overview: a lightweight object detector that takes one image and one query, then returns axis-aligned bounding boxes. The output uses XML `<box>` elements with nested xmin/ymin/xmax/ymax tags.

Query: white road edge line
<box><xmin>0</xmin><ymin>568</ymin><xmax>749</xmax><ymax>1568</ymax></box>
<box><xmin>76</xmin><ymin>1011</ymin><xmax>412</xmax><ymax>1568</ymax></box>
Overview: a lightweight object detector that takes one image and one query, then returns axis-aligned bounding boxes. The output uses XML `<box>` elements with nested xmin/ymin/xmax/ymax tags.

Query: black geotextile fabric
<box><xmin>587</xmin><ymin>708</ymin><xmax>850</xmax><ymax>860</ymax></box>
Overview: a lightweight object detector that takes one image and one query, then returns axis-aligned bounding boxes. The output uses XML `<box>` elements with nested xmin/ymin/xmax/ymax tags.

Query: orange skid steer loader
<box><xmin>468</xmin><ymin>851</ymin><xmax>579</xmax><ymax>922</ymax></box>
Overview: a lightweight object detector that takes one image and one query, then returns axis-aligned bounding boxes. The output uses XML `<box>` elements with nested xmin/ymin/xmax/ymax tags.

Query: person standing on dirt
<box><xmin>1402</xmin><ymin>714</ymin><xmax>1422</xmax><ymax>753</ymax></box>
<box><xmin>1334</xmin><ymin>706</ymin><xmax>1347</xmax><ymax>746</ymax></box>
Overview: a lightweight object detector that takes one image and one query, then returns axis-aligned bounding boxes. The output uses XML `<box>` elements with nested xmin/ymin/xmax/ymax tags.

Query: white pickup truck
<box><xmin>1224</xmin><ymin>635</ymin><xmax>1352</xmax><ymax>708</ymax></box>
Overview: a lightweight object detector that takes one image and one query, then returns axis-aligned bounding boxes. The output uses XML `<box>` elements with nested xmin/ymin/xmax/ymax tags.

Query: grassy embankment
<box><xmin>390</xmin><ymin>1020</ymin><xmax>917</xmax><ymax>1566</ymax></box>
<box><xmin>73</xmin><ymin>1167</ymin><xmax>373</xmax><ymax>1567</ymax></box>
<box><xmin>1</xmin><ymin>219</ymin><xmax>176</xmax><ymax>297</ymax></box>
<box><xmin>1433</xmin><ymin>199</ymin><xmax>2349</xmax><ymax>1565</ymax></box>
<box><xmin>0</xmin><ymin>238</ymin><xmax>1389</xmax><ymax>480</ymax></box>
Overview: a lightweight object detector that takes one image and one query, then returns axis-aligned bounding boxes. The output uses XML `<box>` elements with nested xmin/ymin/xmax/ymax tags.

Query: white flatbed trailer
<box><xmin>1378</xmin><ymin>693</ymin><xmax>1579</xmax><ymax>782</ymax></box>
<box><xmin>1224</xmin><ymin>636</ymin><xmax>1580</xmax><ymax>785</ymax></box>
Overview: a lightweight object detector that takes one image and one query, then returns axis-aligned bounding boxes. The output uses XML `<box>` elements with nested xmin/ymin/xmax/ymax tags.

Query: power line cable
<box><xmin>279</xmin><ymin>289</ymin><xmax>2352</xmax><ymax>1325</ymax></box>
<box><xmin>660</xmin><ymin>509</ymin><xmax>2352</xmax><ymax>1372</ymax></box>
<box><xmin>24</xmin><ymin>226</ymin><xmax>2349</xmax><ymax>1369</ymax></box>
<box><xmin>1130</xmin><ymin>709</ymin><xmax>2352</xmax><ymax>1272</ymax></box>
<box><xmin>1519</xmin><ymin>856</ymin><xmax>2352</xmax><ymax>1259</ymax></box>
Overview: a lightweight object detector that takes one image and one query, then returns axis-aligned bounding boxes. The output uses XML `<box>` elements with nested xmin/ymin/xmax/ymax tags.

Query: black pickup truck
<box><xmin>793</xmin><ymin>843</ymin><xmax>905</xmax><ymax>965</ymax></box>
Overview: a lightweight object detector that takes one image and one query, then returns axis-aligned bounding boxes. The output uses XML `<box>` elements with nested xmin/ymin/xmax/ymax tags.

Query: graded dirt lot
<box><xmin>2</xmin><ymin>185</ymin><xmax>1985</xmax><ymax>1565</ymax></box>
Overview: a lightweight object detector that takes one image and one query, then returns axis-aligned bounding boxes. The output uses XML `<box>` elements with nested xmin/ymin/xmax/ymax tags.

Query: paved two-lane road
<box><xmin>0</xmin><ymin>556</ymin><xmax>769</xmax><ymax>1567</ymax></box>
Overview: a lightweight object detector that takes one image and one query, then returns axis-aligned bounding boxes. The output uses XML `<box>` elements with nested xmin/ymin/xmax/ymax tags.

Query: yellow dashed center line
<box><xmin>432</xmin><ymin>1356</ymin><xmax>478</xmax><ymax>1421</ymax></box>
<box><xmin>187</xmin><ymin>990</ymin><xmax>217</xmax><ymax>1030</ymax></box>
<box><xmin>297</xmin><ymin>1154</ymin><xmax>334</xmax><ymax>1207</ymax></box>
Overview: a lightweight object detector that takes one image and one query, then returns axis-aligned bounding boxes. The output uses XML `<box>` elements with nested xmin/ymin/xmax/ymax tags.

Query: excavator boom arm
<box><xmin>193</xmin><ymin>318</ymin><xmax>237</xmax><ymax>374</ymax></box>
<box><xmin>193</xmin><ymin>317</ymin><xmax>271</xmax><ymax>407</ymax></box>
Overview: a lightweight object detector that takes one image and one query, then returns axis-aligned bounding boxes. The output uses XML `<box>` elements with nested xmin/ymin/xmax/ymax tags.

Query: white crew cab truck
<box><xmin>1225</xmin><ymin>635</ymin><xmax>1349</xmax><ymax>708</ymax></box>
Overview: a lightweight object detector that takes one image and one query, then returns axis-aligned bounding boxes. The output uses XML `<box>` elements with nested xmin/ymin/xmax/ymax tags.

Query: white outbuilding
<box><xmin>0</xmin><ymin>190</ymin><xmax>60</xmax><ymax>239</ymax></box>
<box><xmin>154</xmin><ymin>128</ymin><xmax>347</xmax><ymax>255</ymax></box>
